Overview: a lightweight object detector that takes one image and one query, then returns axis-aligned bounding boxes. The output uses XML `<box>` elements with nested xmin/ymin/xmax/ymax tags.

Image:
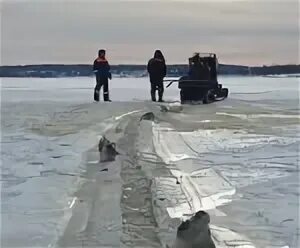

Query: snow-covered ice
<box><xmin>1</xmin><ymin>76</ymin><xmax>299</xmax><ymax>247</ymax></box>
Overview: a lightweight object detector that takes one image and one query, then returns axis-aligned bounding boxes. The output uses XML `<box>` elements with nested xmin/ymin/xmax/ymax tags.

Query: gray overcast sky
<box><xmin>1</xmin><ymin>0</ymin><xmax>299</xmax><ymax>65</ymax></box>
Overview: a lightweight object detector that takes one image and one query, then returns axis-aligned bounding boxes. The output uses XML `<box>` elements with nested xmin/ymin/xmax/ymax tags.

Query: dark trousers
<box><xmin>94</xmin><ymin>76</ymin><xmax>109</xmax><ymax>102</ymax></box>
<box><xmin>150</xmin><ymin>78</ymin><xmax>164</xmax><ymax>102</ymax></box>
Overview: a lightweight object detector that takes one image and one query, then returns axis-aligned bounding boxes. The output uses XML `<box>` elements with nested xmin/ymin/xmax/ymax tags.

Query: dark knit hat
<box><xmin>98</xmin><ymin>49</ymin><xmax>106</xmax><ymax>56</ymax></box>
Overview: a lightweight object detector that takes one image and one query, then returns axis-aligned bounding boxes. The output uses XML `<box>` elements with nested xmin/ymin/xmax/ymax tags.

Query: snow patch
<box><xmin>152</xmin><ymin>123</ymin><xmax>198</xmax><ymax>164</ymax></box>
<box><xmin>114</xmin><ymin>109</ymin><xmax>142</xmax><ymax>120</ymax></box>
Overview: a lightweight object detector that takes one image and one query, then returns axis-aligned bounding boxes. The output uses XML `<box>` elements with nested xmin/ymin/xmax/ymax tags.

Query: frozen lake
<box><xmin>1</xmin><ymin>76</ymin><xmax>299</xmax><ymax>248</ymax></box>
<box><xmin>1</xmin><ymin>76</ymin><xmax>299</xmax><ymax>105</ymax></box>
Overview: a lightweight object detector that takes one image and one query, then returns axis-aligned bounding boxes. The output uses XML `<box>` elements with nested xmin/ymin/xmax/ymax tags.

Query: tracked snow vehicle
<box><xmin>166</xmin><ymin>53</ymin><xmax>229</xmax><ymax>104</ymax></box>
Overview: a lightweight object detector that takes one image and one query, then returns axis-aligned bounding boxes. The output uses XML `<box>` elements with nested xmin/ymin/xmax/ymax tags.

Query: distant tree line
<box><xmin>0</xmin><ymin>64</ymin><xmax>299</xmax><ymax>77</ymax></box>
<box><xmin>250</xmin><ymin>65</ymin><xmax>300</xmax><ymax>75</ymax></box>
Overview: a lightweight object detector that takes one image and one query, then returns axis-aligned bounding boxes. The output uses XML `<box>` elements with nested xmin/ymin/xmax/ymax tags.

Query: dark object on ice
<box><xmin>100</xmin><ymin>168</ymin><xmax>108</xmax><ymax>172</ymax></box>
<box><xmin>93</xmin><ymin>49</ymin><xmax>112</xmax><ymax>102</ymax></box>
<box><xmin>98</xmin><ymin>136</ymin><xmax>119</xmax><ymax>162</ymax></box>
<box><xmin>29</xmin><ymin>162</ymin><xmax>44</xmax><ymax>165</ymax></box>
<box><xmin>147</xmin><ymin>50</ymin><xmax>167</xmax><ymax>102</ymax></box>
<box><xmin>51</xmin><ymin>155</ymin><xmax>64</xmax><ymax>159</ymax></box>
<box><xmin>140</xmin><ymin>112</ymin><xmax>155</xmax><ymax>121</ymax></box>
<box><xmin>175</xmin><ymin>210</ymin><xmax>216</xmax><ymax>248</ymax></box>
<box><xmin>176</xmin><ymin>175</ymin><xmax>183</xmax><ymax>185</ymax></box>
<box><xmin>165</xmin><ymin>53</ymin><xmax>228</xmax><ymax>104</ymax></box>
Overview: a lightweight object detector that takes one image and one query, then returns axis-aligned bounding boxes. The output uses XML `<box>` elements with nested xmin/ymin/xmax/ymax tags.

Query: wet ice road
<box><xmin>1</xmin><ymin>76</ymin><xmax>299</xmax><ymax>248</ymax></box>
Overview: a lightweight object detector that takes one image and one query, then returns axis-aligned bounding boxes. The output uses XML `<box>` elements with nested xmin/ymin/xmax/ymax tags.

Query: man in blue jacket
<box><xmin>93</xmin><ymin>49</ymin><xmax>112</xmax><ymax>102</ymax></box>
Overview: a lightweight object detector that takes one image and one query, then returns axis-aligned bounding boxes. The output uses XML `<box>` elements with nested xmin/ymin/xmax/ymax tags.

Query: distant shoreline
<box><xmin>1</xmin><ymin>64</ymin><xmax>299</xmax><ymax>78</ymax></box>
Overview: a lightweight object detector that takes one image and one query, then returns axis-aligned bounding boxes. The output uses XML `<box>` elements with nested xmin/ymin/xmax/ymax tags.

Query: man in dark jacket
<box><xmin>93</xmin><ymin>49</ymin><xmax>112</xmax><ymax>102</ymax></box>
<box><xmin>147</xmin><ymin>50</ymin><xmax>167</xmax><ymax>102</ymax></box>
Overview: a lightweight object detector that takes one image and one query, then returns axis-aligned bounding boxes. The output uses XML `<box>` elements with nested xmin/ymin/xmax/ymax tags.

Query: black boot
<box><xmin>151</xmin><ymin>91</ymin><xmax>156</xmax><ymax>102</ymax></box>
<box><xmin>158</xmin><ymin>83</ymin><xmax>164</xmax><ymax>102</ymax></box>
<box><xmin>103</xmin><ymin>81</ymin><xmax>110</xmax><ymax>102</ymax></box>
<box><xmin>158</xmin><ymin>92</ymin><xmax>164</xmax><ymax>102</ymax></box>
<box><xmin>94</xmin><ymin>90</ymin><xmax>99</xmax><ymax>102</ymax></box>
<box><xmin>104</xmin><ymin>92</ymin><xmax>110</xmax><ymax>102</ymax></box>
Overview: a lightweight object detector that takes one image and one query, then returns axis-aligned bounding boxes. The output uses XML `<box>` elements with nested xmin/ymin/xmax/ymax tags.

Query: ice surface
<box><xmin>1</xmin><ymin>76</ymin><xmax>299</xmax><ymax>247</ymax></box>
